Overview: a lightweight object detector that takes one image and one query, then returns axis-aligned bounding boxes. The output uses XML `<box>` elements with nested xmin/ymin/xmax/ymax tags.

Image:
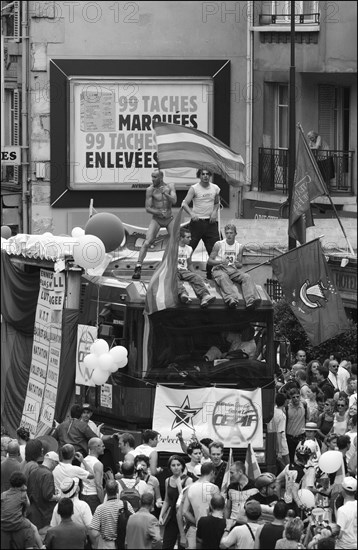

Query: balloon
<box><xmin>297</xmin><ymin>489</ymin><xmax>315</xmax><ymax>509</ymax></box>
<box><xmin>73</xmin><ymin>234</ymin><xmax>106</xmax><ymax>269</ymax></box>
<box><xmin>90</xmin><ymin>339</ymin><xmax>109</xmax><ymax>356</ymax></box>
<box><xmin>98</xmin><ymin>353</ymin><xmax>115</xmax><ymax>372</ymax></box>
<box><xmin>83</xmin><ymin>353</ymin><xmax>98</xmax><ymax>371</ymax></box>
<box><xmin>114</xmin><ymin>356</ymin><xmax>128</xmax><ymax>369</ymax></box>
<box><xmin>85</xmin><ymin>212</ymin><xmax>125</xmax><ymax>253</ymax></box>
<box><xmin>71</xmin><ymin>227</ymin><xmax>85</xmax><ymax>238</ymax></box>
<box><xmin>318</xmin><ymin>450</ymin><xmax>343</xmax><ymax>474</ymax></box>
<box><xmin>109</xmin><ymin>346</ymin><xmax>128</xmax><ymax>364</ymax></box>
<box><xmin>91</xmin><ymin>368</ymin><xmax>109</xmax><ymax>386</ymax></box>
<box><xmin>1</xmin><ymin>226</ymin><xmax>12</xmax><ymax>239</ymax></box>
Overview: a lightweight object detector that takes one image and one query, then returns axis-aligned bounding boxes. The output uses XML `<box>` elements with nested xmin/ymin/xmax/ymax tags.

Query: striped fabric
<box><xmin>221</xmin><ymin>448</ymin><xmax>233</xmax><ymax>496</ymax></box>
<box><xmin>153</xmin><ymin>122</ymin><xmax>245</xmax><ymax>187</ymax></box>
<box><xmin>245</xmin><ymin>442</ymin><xmax>261</xmax><ymax>481</ymax></box>
<box><xmin>145</xmin><ymin>207</ymin><xmax>183</xmax><ymax>315</ymax></box>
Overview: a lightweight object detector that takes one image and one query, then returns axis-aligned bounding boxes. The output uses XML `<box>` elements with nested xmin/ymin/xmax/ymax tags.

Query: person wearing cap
<box><xmin>44</xmin><ymin>497</ymin><xmax>87</xmax><ymax>549</ymax></box>
<box><xmin>52</xmin><ymin>444</ymin><xmax>94</xmax><ymax>493</ymax></box>
<box><xmin>1</xmin><ymin>440</ymin><xmax>22</xmax><ymax>493</ymax></box>
<box><xmin>50</xmin><ymin>477</ymin><xmax>93</xmax><ymax>534</ymax></box>
<box><xmin>52</xmin><ymin>404</ymin><xmax>98</xmax><ymax>457</ymax></box>
<box><xmin>246</xmin><ymin>472</ymin><xmax>278</xmax><ymax>523</ymax></box>
<box><xmin>26</xmin><ymin>451</ymin><xmax>61</xmax><ymax>530</ymax></box>
<box><xmin>81</xmin><ymin>403</ymin><xmax>104</xmax><ymax>438</ymax></box>
<box><xmin>220</xmin><ymin>500</ymin><xmax>262</xmax><ymax>549</ymax></box>
<box><xmin>300</xmin><ymin>422</ymin><xmax>321</xmax><ymax>466</ymax></box>
<box><xmin>333</xmin><ymin>476</ymin><xmax>357</xmax><ymax>549</ymax></box>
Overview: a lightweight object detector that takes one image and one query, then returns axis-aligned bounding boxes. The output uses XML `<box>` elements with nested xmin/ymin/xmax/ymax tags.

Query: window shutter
<box><xmin>14</xmin><ymin>1</ymin><xmax>21</xmax><ymax>42</ymax></box>
<box><xmin>13</xmin><ymin>89</ymin><xmax>20</xmax><ymax>183</ymax></box>
<box><xmin>318</xmin><ymin>85</ymin><xmax>335</xmax><ymax>149</ymax></box>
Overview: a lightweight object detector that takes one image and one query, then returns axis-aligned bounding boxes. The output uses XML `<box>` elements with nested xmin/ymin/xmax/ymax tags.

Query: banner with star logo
<box><xmin>271</xmin><ymin>238</ymin><xmax>349</xmax><ymax>346</ymax></box>
<box><xmin>153</xmin><ymin>385</ymin><xmax>263</xmax><ymax>451</ymax></box>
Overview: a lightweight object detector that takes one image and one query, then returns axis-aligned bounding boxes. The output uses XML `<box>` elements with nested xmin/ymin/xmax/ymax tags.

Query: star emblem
<box><xmin>166</xmin><ymin>396</ymin><xmax>203</xmax><ymax>431</ymax></box>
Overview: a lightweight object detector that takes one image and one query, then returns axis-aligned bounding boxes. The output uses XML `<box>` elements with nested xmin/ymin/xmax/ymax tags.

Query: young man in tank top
<box><xmin>177</xmin><ymin>226</ymin><xmax>216</xmax><ymax>307</ymax></box>
<box><xmin>207</xmin><ymin>223</ymin><xmax>261</xmax><ymax>309</ymax></box>
<box><xmin>132</xmin><ymin>169</ymin><xmax>177</xmax><ymax>280</ymax></box>
<box><xmin>81</xmin><ymin>437</ymin><xmax>105</xmax><ymax>513</ymax></box>
<box><xmin>182</xmin><ymin>168</ymin><xmax>220</xmax><ymax>279</ymax></box>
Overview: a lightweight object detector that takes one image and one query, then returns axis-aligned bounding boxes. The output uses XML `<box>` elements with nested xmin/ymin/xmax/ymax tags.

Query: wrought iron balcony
<box><xmin>259</xmin><ymin>13</ymin><xmax>320</xmax><ymax>25</ymax></box>
<box><xmin>258</xmin><ymin>148</ymin><xmax>354</xmax><ymax>195</ymax></box>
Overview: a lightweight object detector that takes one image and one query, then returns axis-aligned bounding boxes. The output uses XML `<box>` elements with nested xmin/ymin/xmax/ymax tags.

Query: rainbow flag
<box><xmin>153</xmin><ymin>122</ymin><xmax>245</xmax><ymax>187</ymax></box>
<box><xmin>145</xmin><ymin>208</ymin><xmax>183</xmax><ymax>315</ymax></box>
<box><xmin>245</xmin><ymin>442</ymin><xmax>261</xmax><ymax>481</ymax></box>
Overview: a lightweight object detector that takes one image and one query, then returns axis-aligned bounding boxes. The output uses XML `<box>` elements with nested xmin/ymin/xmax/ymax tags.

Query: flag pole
<box><xmin>288</xmin><ymin>1</ymin><xmax>297</xmax><ymax>251</ymax></box>
<box><xmin>297</xmin><ymin>124</ymin><xmax>355</xmax><ymax>256</ymax></box>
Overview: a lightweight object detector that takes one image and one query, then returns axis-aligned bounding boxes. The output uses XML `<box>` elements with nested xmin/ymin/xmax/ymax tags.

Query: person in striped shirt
<box><xmin>89</xmin><ymin>480</ymin><xmax>134</xmax><ymax>549</ymax></box>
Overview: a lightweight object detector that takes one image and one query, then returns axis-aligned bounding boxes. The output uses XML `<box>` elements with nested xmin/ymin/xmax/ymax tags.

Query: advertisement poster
<box><xmin>70</xmin><ymin>79</ymin><xmax>212</xmax><ymax>189</ymax></box>
<box><xmin>153</xmin><ymin>386</ymin><xmax>263</xmax><ymax>452</ymax></box>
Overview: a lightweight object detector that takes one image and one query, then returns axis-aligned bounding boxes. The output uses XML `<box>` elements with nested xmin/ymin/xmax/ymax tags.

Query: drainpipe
<box><xmin>245</xmin><ymin>1</ymin><xmax>254</xmax><ymax>193</ymax></box>
<box><xmin>21</xmin><ymin>0</ymin><xmax>29</xmax><ymax>233</ymax></box>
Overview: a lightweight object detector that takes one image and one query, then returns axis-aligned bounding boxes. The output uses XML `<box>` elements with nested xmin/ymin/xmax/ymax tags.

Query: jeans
<box><xmin>177</xmin><ymin>269</ymin><xmax>209</xmax><ymax>299</ymax></box>
<box><xmin>212</xmin><ymin>264</ymin><xmax>258</xmax><ymax>306</ymax></box>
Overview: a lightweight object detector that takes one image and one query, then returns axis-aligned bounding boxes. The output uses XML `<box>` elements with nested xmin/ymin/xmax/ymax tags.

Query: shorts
<box><xmin>152</xmin><ymin>215</ymin><xmax>173</xmax><ymax>228</ymax></box>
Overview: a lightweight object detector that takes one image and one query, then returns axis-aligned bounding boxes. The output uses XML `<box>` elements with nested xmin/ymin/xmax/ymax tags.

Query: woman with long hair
<box><xmin>159</xmin><ymin>454</ymin><xmax>192</xmax><ymax>549</ymax></box>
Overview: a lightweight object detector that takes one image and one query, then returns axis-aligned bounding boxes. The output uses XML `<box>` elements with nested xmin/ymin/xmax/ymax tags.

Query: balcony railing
<box><xmin>259</xmin><ymin>13</ymin><xmax>320</xmax><ymax>25</ymax></box>
<box><xmin>258</xmin><ymin>148</ymin><xmax>355</xmax><ymax>195</ymax></box>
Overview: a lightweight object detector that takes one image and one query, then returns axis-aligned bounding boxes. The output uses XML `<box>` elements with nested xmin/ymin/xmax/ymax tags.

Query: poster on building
<box><xmin>69</xmin><ymin>79</ymin><xmax>213</xmax><ymax>190</ymax></box>
<box><xmin>100</xmin><ymin>384</ymin><xmax>113</xmax><ymax>409</ymax></box>
<box><xmin>75</xmin><ymin>325</ymin><xmax>98</xmax><ymax>386</ymax></box>
<box><xmin>153</xmin><ymin>386</ymin><xmax>263</xmax><ymax>452</ymax></box>
<box><xmin>20</xmin><ymin>270</ymin><xmax>65</xmax><ymax>436</ymax></box>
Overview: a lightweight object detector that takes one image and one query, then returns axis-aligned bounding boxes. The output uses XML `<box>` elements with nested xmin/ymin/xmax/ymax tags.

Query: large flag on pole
<box><xmin>289</xmin><ymin>129</ymin><xmax>327</xmax><ymax>244</ymax></box>
<box><xmin>145</xmin><ymin>208</ymin><xmax>183</xmax><ymax>315</ymax></box>
<box><xmin>153</xmin><ymin>122</ymin><xmax>245</xmax><ymax>187</ymax></box>
<box><xmin>245</xmin><ymin>443</ymin><xmax>261</xmax><ymax>481</ymax></box>
<box><xmin>271</xmin><ymin>238</ymin><xmax>349</xmax><ymax>346</ymax></box>
<box><xmin>221</xmin><ymin>448</ymin><xmax>233</xmax><ymax>497</ymax></box>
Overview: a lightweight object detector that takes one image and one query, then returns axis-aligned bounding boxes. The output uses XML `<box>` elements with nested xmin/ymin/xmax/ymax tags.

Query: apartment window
<box><xmin>271</xmin><ymin>1</ymin><xmax>319</xmax><ymax>23</ymax></box>
<box><xmin>277</xmin><ymin>85</ymin><xmax>288</xmax><ymax>149</ymax></box>
<box><xmin>318</xmin><ymin>85</ymin><xmax>350</xmax><ymax>150</ymax></box>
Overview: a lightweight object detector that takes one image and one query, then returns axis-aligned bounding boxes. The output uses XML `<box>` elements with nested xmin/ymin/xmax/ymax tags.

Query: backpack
<box><xmin>118</xmin><ymin>478</ymin><xmax>141</xmax><ymax>512</ymax></box>
<box><xmin>117</xmin><ymin>501</ymin><xmax>131</xmax><ymax>550</ymax></box>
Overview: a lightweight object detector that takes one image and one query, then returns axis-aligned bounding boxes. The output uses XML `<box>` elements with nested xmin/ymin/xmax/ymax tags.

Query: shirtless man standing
<box><xmin>132</xmin><ymin>169</ymin><xmax>177</xmax><ymax>280</ymax></box>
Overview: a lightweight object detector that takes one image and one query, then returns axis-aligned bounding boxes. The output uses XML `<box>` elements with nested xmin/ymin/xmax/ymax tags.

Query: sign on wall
<box><xmin>69</xmin><ymin>79</ymin><xmax>213</xmax><ymax>190</ymax></box>
<box><xmin>153</xmin><ymin>386</ymin><xmax>263</xmax><ymax>452</ymax></box>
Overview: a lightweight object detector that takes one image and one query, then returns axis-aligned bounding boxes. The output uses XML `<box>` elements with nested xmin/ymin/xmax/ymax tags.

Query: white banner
<box><xmin>75</xmin><ymin>324</ymin><xmax>98</xmax><ymax>386</ymax></box>
<box><xmin>153</xmin><ymin>386</ymin><xmax>263</xmax><ymax>452</ymax></box>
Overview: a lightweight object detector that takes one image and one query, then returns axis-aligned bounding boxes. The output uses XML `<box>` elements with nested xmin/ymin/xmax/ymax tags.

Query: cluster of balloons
<box><xmin>71</xmin><ymin>213</ymin><xmax>125</xmax><ymax>270</ymax></box>
<box><xmin>83</xmin><ymin>339</ymin><xmax>128</xmax><ymax>386</ymax></box>
<box><xmin>1</xmin><ymin>225</ymin><xmax>12</xmax><ymax>239</ymax></box>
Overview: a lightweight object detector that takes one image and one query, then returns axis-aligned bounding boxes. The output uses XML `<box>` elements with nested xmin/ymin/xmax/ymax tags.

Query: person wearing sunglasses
<box><xmin>333</xmin><ymin>397</ymin><xmax>349</xmax><ymax>436</ymax></box>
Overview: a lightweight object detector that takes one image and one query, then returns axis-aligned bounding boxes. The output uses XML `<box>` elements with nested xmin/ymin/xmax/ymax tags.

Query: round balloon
<box><xmin>98</xmin><ymin>353</ymin><xmax>115</xmax><ymax>372</ymax></box>
<box><xmin>85</xmin><ymin>212</ymin><xmax>125</xmax><ymax>253</ymax></box>
<box><xmin>318</xmin><ymin>450</ymin><xmax>343</xmax><ymax>474</ymax></box>
<box><xmin>73</xmin><ymin>234</ymin><xmax>106</xmax><ymax>269</ymax></box>
<box><xmin>297</xmin><ymin>488</ymin><xmax>315</xmax><ymax>509</ymax></box>
<box><xmin>91</xmin><ymin>368</ymin><xmax>109</xmax><ymax>386</ymax></box>
<box><xmin>109</xmin><ymin>346</ymin><xmax>128</xmax><ymax>364</ymax></box>
<box><xmin>83</xmin><ymin>353</ymin><xmax>98</xmax><ymax>371</ymax></box>
<box><xmin>90</xmin><ymin>339</ymin><xmax>109</xmax><ymax>356</ymax></box>
<box><xmin>1</xmin><ymin>226</ymin><xmax>12</xmax><ymax>239</ymax></box>
<box><xmin>115</xmin><ymin>356</ymin><xmax>128</xmax><ymax>369</ymax></box>
<box><xmin>71</xmin><ymin>227</ymin><xmax>85</xmax><ymax>238</ymax></box>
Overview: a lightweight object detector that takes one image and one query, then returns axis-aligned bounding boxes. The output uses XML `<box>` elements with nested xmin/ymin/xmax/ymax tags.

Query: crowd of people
<box><xmin>1</xmin><ymin>351</ymin><xmax>357</xmax><ymax>549</ymax></box>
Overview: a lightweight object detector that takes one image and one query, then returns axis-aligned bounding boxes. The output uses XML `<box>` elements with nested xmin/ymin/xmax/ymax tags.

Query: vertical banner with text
<box><xmin>21</xmin><ymin>270</ymin><xmax>65</xmax><ymax>437</ymax></box>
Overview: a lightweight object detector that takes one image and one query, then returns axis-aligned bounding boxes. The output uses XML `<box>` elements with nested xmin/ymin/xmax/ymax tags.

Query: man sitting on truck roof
<box><xmin>177</xmin><ymin>226</ymin><xmax>216</xmax><ymax>308</ymax></box>
<box><xmin>207</xmin><ymin>224</ymin><xmax>261</xmax><ymax>310</ymax></box>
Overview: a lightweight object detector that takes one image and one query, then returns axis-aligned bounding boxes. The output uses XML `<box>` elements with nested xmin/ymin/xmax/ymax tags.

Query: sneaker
<box><xmin>180</xmin><ymin>294</ymin><xmax>192</xmax><ymax>304</ymax></box>
<box><xmin>200</xmin><ymin>294</ymin><xmax>216</xmax><ymax>309</ymax></box>
<box><xmin>246</xmin><ymin>298</ymin><xmax>261</xmax><ymax>310</ymax></box>
<box><xmin>227</xmin><ymin>299</ymin><xmax>237</xmax><ymax>309</ymax></box>
<box><xmin>132</xmin><ymin>266</ymin><xmax>142</xmax><ymax>280</ymax></box>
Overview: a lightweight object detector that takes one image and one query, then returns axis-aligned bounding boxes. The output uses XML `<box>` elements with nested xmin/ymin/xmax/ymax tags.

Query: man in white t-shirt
<box><xmin>177</xmin><ymin>226</ymin><xmax>216</xmax><ymax>307</ymax></box>
<box><xmin>208</xmin><ymin>224</ymin><xmax>260</xmax><ymax>309</ymax></box>
<box><xmin>221</xmin><ymin>500</ymin><xmax>262</xmax><ymax>549</ymax></box>
<box><xmin>182</xmin><ymin>168</ymin><xmax>220</xmax><ymax>280</ymax></box>
<box><xmin>53</xmin><ymin>444</ymin><xmax>93</xmax><ymax>492</ymax></box>
<box><xmin>133</xmin><ymin>430</ymin><xmax>161</xmax><ymax>476</ymax></box>
<box><xmin>334</xmin><ymin>476</ymin><xmax>357</xmax><ymax>549</ymax></box>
